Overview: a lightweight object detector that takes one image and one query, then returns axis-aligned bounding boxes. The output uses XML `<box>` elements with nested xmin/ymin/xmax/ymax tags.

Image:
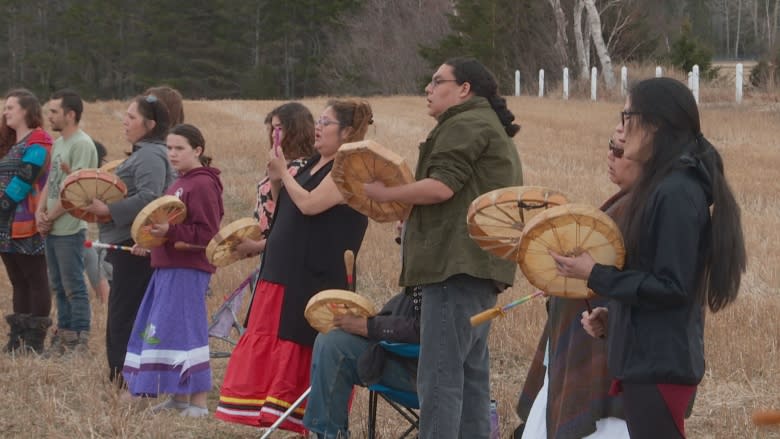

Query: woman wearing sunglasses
<box><xmin>84</xmin><ymin>94</ymin><xmax>176</xmax><ymax>386</ymax></box>
<box><xmin>552</xmin><ymin>77</ymin><xmax>746</xmax><ymax>439</ymax></box>
<box><xmin>516</xmin><ymin>131</ymin><xmax>639</xmax><ymax>439</ymax></box>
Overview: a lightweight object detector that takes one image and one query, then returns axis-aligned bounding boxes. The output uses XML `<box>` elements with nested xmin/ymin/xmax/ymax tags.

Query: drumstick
<box><xmin>753</xmin><ymin>410</ymin><xmax>780</xmax><ymax>425</ymax></box>
<box><xmin>344</xmin><ymin>250</ymin><xmax>355</xmax><ymax>291</ymax></box>
<box><xmin>470</xmin><ymin>290</ymin><xmax>544</xmax><ymax>327</ymax></box>
<box><xmin>173</xmin><ymin>241</ymin><xmax>206</xmax><ymax>251</ymax></box>
<box><xmin>83</xmin><ymin>240</ymin><xmax>149</xmax><ymax>255</ymax></box>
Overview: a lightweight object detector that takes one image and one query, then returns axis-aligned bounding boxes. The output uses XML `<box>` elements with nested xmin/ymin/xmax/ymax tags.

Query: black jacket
<box><xmin>366</xmin><ymin>290</ymin><xmax>421</xmax><ymax>343</ymax></box>
<box><xmin>357</xmin><ymin>290</ymin><xmax>421</xmax><ymax>385</ymax></box>
<box><xmin>588</xmin><ymin>159</ymin><xmax>712</xmax><ymax>385</ymax></box>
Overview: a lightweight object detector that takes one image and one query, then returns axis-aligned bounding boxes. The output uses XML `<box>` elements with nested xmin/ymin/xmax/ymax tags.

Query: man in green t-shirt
<box><xmin>364</xmin><ymin>58</ymin><xmax>523</xmax><ymax>439</ymax></box>
<box><xmin>36</xmin><ymin>89</ymin><xmax>98</xmax><ymax>355</ymax></box>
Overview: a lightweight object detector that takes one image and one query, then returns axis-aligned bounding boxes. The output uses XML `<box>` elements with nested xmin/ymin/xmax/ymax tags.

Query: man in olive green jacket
<box><xmin>365</xmin><ymin>57</ymin><xmax>522</xmax><ymax>439</ymax></box>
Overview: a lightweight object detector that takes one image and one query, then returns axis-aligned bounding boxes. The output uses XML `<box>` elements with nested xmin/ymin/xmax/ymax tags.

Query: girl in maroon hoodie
<box><xmin>122</xmin><ymin>124</ymin><xmax>224</xmax><ymax>418</ymax></box>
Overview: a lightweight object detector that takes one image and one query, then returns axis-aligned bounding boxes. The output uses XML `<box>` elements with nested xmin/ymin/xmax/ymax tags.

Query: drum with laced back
<box><xmin>304</xmin><ymin>289</ymin><xmax>378</xmax><ymax>333</ymax></box>
<box><xmin>331</xmin><ymin>139</ymin><xmax>415</xmax><ymax>223</ymax></box>
<box><xmin>130</xmin><ymin>195</ymin><xmax>187</xmax><ymax>248</ymax></box>
<box><xmin>59</xmin><ymin>168</ymin><xmax>128</xmax><ymax>223</ymax></box>
<box><xmin>205</xmin><ymin>217</ymin><xmax>263</xmax><ymax>267</ymax></box>
<box><xmin>518</xmin><ymin>203</ymin><xmax>626</xmax><ymax>299</ymax></box>
<box><xmin>466</xmin><ymin>186</ymin><xmax>569</xmax><ymax>261</ymax></box>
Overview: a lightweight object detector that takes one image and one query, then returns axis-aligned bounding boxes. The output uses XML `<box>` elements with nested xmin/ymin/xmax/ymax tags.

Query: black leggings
<box><xmin>622</xmin><ymin>382</ymin><xmax>693</xmax><ymax>439</ymax></box>
<box><xmin>1</xmin><ymin>253</ymin><xmax>50</xmax><ymax>316</ymax></box>
<box><xmin>105</xmin><ymin>246</ymin><xmax>153</xmax><ymax>384</ymax></box>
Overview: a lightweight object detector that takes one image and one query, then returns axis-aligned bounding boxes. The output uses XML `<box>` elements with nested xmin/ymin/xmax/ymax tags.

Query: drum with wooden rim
<box><xmin>205</xmin><ymin>217</ymin><xmax>263</xmax><ymax>267</ymax></box>
<box><xmin>130</xmin><ymin>195</ymin><xmax>187</xmax><ymax>248</ymax></box>
<box><xmin>331</xmin><ymin>140</ymin><xmax>415</xmax><ymax>223</ymax></box>
<box><xmin>304</xmin><ymin>289</ymin><xmax>377</xmax><ymax>333</ymax></box>
<box><xmin>466</xmin><ymin>186</ymin><xmax>568</xmax><ymax>261</ymax></box>
<box><xmin>517</xmin><ymin>203</ymin><xmax>625</xmax><ymax>299</ymax></box>
<box><xmin>59</xmin><ymin>168</ymin><xmax>128</xmax><ymax>223</ymax></box>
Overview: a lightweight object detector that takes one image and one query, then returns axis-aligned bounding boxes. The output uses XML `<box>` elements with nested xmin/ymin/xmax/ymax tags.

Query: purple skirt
<box><xmin>123</xmin><ymin>267</ymin><xmax>212</xmax><ymax>396</ymax></box>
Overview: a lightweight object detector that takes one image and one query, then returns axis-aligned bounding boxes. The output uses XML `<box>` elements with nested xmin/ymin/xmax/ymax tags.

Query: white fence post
<box><xmin>515</xmin><ymin>70</ymin><xmax>521</xmax><ymax>96</ymax></box>
<box><xmin>621</xmin><ymin>66</ymin><xmax>628</xmax><ymax>97</ymax></box>
<box><xmin>591</xmin><ymin>67</ymin><xmax>598</xmax><ymax>101</ymax></box>
<box><xmin>692</xmin><ymin>64</ymin><xmax>700</xmax><ymax>104</ymax></box>
<box><xmin>687</xmin><ymin>71</ymin><xmax>693</xmax><ymax>89</ymax></box>
<box><xmin>655</xmin><ymin>66</ymin><xmax>662</xmax><ymax>78</ymax></box>
<box><xmin>736</xmin><ymin>63</ymin><xmax>744</xmax><ymax>104</ymax></box>
<box><xmin>563</xmin><ymin>67</ymin><xmax>569</xmax><ymax>100</ymax></box>
<box><xmin>538</xmin><ymin>69</ymin><xmax>545</xmax><ymax>97</ymax></box>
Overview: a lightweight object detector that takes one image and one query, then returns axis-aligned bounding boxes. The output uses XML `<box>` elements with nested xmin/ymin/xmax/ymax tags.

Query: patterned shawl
<box><xmin>515</xmin><ymin>191</ymin><xmax>629</xmax><ymax>439</ymax></box>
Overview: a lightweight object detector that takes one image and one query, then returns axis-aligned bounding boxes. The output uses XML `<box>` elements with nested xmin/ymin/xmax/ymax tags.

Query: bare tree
<box><xmin>736</xmin><ymin>0</ymin><xmax>743</xmax><ymax>58</ymax></box>
<box><xmin>320</xmin><ymin>0</ymin><xmax>452</xmax><ymax>95</ymax></box>
<box><xmin>584</xmin><ymin>0</ymin><xmax>616</xmax><ymax>88</ymax></box>
<box><xmin>573</xmin><ymin>0</ymin><xmax>590</xmax><ymax>80</ymax></box>
<box><xmin>547</xmin><ymin>0</ymin><xmax>569</xmax><ymax>66</ymax></box>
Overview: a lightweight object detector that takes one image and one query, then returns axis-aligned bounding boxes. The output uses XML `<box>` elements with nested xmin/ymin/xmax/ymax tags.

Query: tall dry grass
<box><xmin>0</xmin><ymin>92</ymin><xmax>778</xmax><ymax>438</ymax></box>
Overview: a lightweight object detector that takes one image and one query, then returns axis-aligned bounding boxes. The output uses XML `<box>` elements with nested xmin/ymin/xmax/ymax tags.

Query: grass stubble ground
<box><xmin>0</xmin><ymin>88</ymin><xmax>778</xmax><ymax>438</ymax></box>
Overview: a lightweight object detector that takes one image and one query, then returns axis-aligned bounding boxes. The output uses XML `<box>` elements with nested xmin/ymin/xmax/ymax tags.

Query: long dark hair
<box><xmin>621</xmin><ymin>77</ymin><xmax>745</xmax><ymax>312</ymax></box>
<box><xmin>445</xmin><ymin>57</ymin><xmax>520</xmax><ymax>137</ymax></box>
<box><xmin>169</xmin><ymin>123</ymin><xmax>211</xmax><ymax>167</ymax></box>
<box><xmin>0</xmin><ymin>89</ymin><xmax>44</xmax><ymax>156</ymax></box>
<box><xmin>264</xmin><ymin>102</ymin><xmax>315</xmax><ymax>159</ymax></box>
<box><xmin>132</xmin><ymin>94</ymin><xmax>170</xmax><ymax>142</ymax></box>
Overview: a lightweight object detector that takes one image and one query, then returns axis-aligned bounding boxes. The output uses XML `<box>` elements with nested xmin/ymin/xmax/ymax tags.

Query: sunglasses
<box><xmin>608</xmin><ymin>138</ymin><xmax>624</xmax><ymax>159</ymax></box>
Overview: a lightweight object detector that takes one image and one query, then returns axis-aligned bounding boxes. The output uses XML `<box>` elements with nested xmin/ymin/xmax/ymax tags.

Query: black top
<box><xmin>588</xmin><ymin>163</ymin><xmax>712</xmax><ymax>385</ymax></box>
<box><xmin>262</xmin><ymin>154</ymin><xmax>369</xmax><ymax>346</ymax></box>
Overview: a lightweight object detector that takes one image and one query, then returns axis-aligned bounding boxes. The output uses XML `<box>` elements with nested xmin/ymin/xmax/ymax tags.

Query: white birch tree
<box><xmin>584</xmin><ymin>0</ymin><xmax>616</xmax><ymax>88</ymax></box>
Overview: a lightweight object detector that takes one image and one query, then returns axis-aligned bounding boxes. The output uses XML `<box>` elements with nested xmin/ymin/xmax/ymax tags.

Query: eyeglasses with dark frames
<box><xmin>608</xmin><ymin>138</ymin><xmax>625</xmax><ymax>159</ymax></box>
<box><xmin>620</xmin><ymin>111</ymin><xmax>641</xmax><ymax>127</ymax></box>
<box><xmin>428</xmin><ymin>78</ymin><xmax>459</xmax><ymax>89</ymax></box>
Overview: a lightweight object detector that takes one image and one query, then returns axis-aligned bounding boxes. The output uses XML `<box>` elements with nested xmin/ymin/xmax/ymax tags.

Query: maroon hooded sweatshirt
<box><xmin>151</xmin><ymin>166</ymin><xmax>224</xmax><ymax>273</ymax></box>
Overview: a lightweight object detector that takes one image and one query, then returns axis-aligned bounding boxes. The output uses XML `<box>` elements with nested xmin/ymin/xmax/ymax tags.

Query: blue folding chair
<box><xmin>367</xmin><ymin>341</ymin><xmax>420</xmax><ymax>439</ymax></box>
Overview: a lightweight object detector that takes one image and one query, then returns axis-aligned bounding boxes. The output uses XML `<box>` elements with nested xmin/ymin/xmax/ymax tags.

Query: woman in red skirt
<box><xmin>216</xmin><ymin>100</ymin><xmax>373</xmax><ymax>436</ymax></box>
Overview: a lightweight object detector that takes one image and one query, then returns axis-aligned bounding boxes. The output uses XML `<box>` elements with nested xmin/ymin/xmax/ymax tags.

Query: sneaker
<box><xmin>150</xmin><ymin>397</ymin><xmax>189</xmax><ymax>413</ymax></box>
<box><xmin>179</xmin><ymin>405</ymin><xmax>209</xmax><ymax>418</ymax></box>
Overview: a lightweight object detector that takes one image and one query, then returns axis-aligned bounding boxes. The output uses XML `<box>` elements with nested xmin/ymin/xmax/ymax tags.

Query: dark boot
<box><xmin>4</xmin><ymin>313</ymin><xmax>28</xmax><ymax>353</ymax></box>
<box><xmin>21</xmin><ymin>316</ymin><xmax>52</xmax><ymax>354</ymax></box>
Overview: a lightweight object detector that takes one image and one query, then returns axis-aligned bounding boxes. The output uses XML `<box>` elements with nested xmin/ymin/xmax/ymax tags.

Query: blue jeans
<box><xmin>303</xmin><ymin>329</ymin><xmax>416</xmax><ymax>439</ymax></box>
<box><xmin>45</xmin><ymin>230</ymin><xmax>90</xmax><ymax>332</ymax></box>
<box><xmin>417</xmin><ymin>274</ymin><xmax>498</xmax><ymax>439</ymax></box>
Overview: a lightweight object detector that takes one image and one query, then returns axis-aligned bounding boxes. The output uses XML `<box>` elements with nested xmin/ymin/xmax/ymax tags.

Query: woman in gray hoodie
<box><xmin>85</xmin><ymin>94</ymin><xmax>176</xmax><ymax>385</ymax></box>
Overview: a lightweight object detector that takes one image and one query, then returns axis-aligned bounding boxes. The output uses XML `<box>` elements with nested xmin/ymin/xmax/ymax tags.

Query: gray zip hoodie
<box><xmin>99</xmin><ymin>139</ymin><xmax>176</xmax><ymax>244</ymax></box>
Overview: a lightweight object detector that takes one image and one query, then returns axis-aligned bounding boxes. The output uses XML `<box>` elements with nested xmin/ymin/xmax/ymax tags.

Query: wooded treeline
<box><xmin>0</xmin><ymin>0</ymin><xmax>777</xmax><ymax>99</ymax></box>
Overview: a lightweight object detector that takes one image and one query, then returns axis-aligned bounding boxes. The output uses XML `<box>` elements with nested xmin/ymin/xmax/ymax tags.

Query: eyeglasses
<box><xmin>620</xmin><ymin>111</ymin><xmax>640</xmax><ymax>127</ymax></box>
<box><xmin>316</xmin><ymin>118</ymin><xmax>339</xmax><ymax>127</ymax></box>
<box><xmin>428</xmin><ymin>78</ymin><xmax>459</xmax><ymax>89</ymax></box>
<box><xmin>608</xmin><ymin>138</ymin><xmax>624</xmax><ymax>159</ymax></box>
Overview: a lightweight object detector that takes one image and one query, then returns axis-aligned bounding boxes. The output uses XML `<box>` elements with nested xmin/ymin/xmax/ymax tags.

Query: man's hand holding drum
<box><xmin>332</xmin><ymin>313</ymin><xmax>368</xmax><ymax>338</ymax></box>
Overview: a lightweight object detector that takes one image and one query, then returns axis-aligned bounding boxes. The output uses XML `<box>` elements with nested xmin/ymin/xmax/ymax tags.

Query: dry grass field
<box><xmin>0</xmin><ymin>90</ymin><xmax>778</xmax><ymax>438</ymax></box>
